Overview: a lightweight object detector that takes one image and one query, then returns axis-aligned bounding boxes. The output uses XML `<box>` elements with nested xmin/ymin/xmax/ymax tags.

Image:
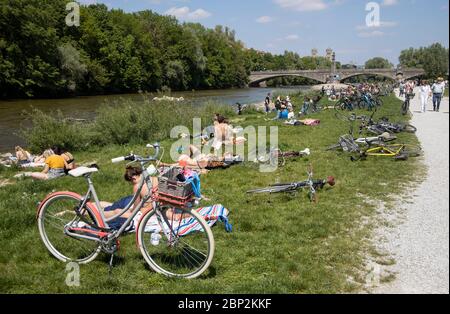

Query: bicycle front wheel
<box><xmin>37</xmin><ymin>193</ymin><xmax>102</xmax><ymax>264</ymax></box>
<box><xmin>247</xmin><ymin>184</ymin><xmax>297</xmax><ymax>194</ymax></box>
<box><xmin>137</xmin><ymin>206</ymin><xmax>215</xmax><ymax>279</ymax></box>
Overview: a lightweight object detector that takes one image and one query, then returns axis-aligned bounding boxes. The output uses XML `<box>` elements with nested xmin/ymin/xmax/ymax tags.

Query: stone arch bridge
<box><xmin>249</xmin><ymin>68</ymin><xmax>425</xmax><ymax>86</ymax></box>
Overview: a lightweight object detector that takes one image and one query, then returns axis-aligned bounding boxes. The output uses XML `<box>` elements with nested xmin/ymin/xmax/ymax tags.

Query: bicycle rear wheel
<box><xmin>37</xmin><ymin>193</ymin><xmax>102</xmax><ymax>264</ymax></box>
<box><xmin>401</xmin><ymin>124</ymin><xmax>417</xmax><ymax>133</ymax></box>
<box><xmin>137</xmin><ymin>206</ymin><xmax>215</xmax><ymax>279</ymax></box>
<box><xmin>401</xmin><ymin>144</ymin><xmax>422</xmax><ymax>157</ymax></box>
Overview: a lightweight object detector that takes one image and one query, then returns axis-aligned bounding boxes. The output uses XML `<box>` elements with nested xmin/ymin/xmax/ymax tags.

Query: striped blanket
<box><xmin>136</xmin><ymin>204</ymin><xmax>232</xmax><ymax>236</ymax></box>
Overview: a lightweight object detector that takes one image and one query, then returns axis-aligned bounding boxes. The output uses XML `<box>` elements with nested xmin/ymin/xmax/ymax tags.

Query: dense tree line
<box><xmin>0</xmin><ymin>0</ymin><xmax>249</xmax><ymax>98</ymax></box>
<box><xmin>399</xmin><ymin>43</ymin><xmax>449</xmax><ymax>79</ymax></box>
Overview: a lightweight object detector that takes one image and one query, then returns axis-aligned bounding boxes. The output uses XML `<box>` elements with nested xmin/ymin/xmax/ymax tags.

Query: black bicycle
<box><xmin>246</xmin><ymin>165</ymin><xmax>335</xmax><ymax>203</ymax></box>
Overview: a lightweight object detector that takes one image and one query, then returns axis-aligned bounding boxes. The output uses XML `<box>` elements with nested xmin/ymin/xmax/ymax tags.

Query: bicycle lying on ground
<box><xmin>37</xmin><ymin>144</ymin><xmax>215</xmax><ymax>279</ymax></box>
<box><xmin>246</xmin><ymin>164</ymin><xmax>335</xmax><ymax>203</ymax></box>
<box><xmin>334</xmin><ymin>111</ymin><xmax>417</xmax><ymax>136</ymax></box>
<box><xmin>327</xmin><ymin>134</ymin><xmax>421</xmax><ymax>161</ymax></box>
<box><xmin>350</xmin><ymin>143</ymin><xmax>422</xmax><ymax>161</ymax></box>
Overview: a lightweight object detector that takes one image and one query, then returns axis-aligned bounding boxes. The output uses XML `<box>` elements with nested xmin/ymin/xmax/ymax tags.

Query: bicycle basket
<box><xmin>158</xmin><ymin>167</ymin><xmax>194</xmax><ymax>208</ymax></box>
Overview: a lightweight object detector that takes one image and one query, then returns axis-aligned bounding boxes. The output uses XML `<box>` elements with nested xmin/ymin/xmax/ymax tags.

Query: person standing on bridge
<box><xmin>431</xmin><ymin>77</ymin><xmax>446</xmax><ymax>112</ymax></box>
<box><xmin>419</xmin><ymin>80</ymin><xmax>432</xmax><ymax>113</ymax></box>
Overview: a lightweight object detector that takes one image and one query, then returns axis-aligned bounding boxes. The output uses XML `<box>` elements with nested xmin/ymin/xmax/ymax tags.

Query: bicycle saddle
<box><xmin>69</xmin><ymin>166</ymin><xmax>99</xmax><ymax>177</ymax></box>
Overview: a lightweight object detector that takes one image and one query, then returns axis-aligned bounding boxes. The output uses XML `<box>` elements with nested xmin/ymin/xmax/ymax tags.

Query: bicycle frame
<box><xmin>67</xmin><ymin>169</ymin><xmax>154</xmax><ymax>241</ymax></box>
<box><xmin>365</xmin><ymin>144</ymin><xmax>406</xmax><ymax>157</ymax></box>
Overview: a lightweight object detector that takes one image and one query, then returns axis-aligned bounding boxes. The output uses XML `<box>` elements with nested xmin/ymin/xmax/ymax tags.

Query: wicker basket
<box><xmin>158</xmin><ymin>167</ymin><xmax>194</xmax><ymax>208</ymax></box>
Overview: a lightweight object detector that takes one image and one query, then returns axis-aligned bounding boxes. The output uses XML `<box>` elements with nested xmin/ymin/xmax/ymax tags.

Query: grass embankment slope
<box><xmin>0</xmin><ymin>94</ymin><xmax>421</xmax><ymax>293</ymax></box>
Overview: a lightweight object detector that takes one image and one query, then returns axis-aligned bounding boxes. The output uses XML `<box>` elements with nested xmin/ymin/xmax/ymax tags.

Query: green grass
<box><xmin>0</xmin><ymin>94</ymin><xmax>422</xmax><ymax>293</ymax></box>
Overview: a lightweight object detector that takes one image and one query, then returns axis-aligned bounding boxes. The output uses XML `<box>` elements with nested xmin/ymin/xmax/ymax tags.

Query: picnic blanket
<box><xmin>131</xmin><ymin>204</ymin><xmax>232</xmax><ymax>235</ymax></box>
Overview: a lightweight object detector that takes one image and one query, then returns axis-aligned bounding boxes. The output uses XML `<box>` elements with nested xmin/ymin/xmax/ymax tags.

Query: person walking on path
<box><xmin>419</xmin><ymin>80</ymin><xmax>432</xmax><ymax>113</ymax></box>
<box><xmin>431</xmin><ymin>77</ymin><xmax>446</xmax><ymax>112</ymax></box>
<box><xmin>264</xmin><ymin>93</ymin><xmax>271</xmax><ymax>114</ymax></box>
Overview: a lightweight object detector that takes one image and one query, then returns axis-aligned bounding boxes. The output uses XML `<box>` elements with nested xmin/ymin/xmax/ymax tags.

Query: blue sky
<box><xmin>79</xmin><ymin>0</ymin><xmax>449</xmax><ymax>65</ymax></box>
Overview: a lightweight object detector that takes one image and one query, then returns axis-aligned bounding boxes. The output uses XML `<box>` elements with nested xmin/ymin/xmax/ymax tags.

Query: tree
<box><xmin>399</xmin><ymin>43</ymin><xmax>449</xmax><ymax>78</ymax></box>
<box><xmin>365</xmin><ymin>57</ymin><xmax>393</xmax><ymax>69</ymax></box>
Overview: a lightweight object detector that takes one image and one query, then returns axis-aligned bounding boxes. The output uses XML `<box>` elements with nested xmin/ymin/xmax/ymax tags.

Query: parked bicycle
<box><xmin>37</xmin><ymin>144</ymin><xmax>215</xmax><ymax>279</ymax></box>
<box><xmin>357</xmin><ymin>93</ymin><xmax>383</xmax><ymax>111</ymax></box>
<box><xmin>401</xmin><ymin>93</ymin><xmax>415</xmax><ymax>115</ymax></box>
<box><xmin>246</xmin><ymin>164</ymin><xmax>335</xmax><ymax>203</ymax></box>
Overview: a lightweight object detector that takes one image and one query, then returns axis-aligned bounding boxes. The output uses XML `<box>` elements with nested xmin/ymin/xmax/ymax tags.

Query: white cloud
<box><xmin>285</xmin><ymin>34</ymin><xmax>300</xmax><ymax>40</ymax></box>
<box><xmin>358</xmin><ymin>30</ymin><xmax>384</xmax><ymax>38</ymax></box>
<box><xmin>256</xmin><ymin>16</ymin><xmax>275</xmax><ymax>23</ymax></box>
<box><xmin>165</xmin><ymin>6</ymin><xmax>212</xmax><ymax>21</ymax></box>
<box><xmin>274</xmin><ymin>0</ymin><xmax>328</xmax><ymax>12</ymax></box>
<box><xmin>381</xmin><ymin>0</ymin><xmax>398</xmax><ymax>6</ymax></box>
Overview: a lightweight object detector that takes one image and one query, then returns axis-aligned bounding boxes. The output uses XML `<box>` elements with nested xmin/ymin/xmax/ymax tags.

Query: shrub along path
<box><xmin>0</xmin><ymin>94</ymin><xmax>420</xmax><ymax>293</ymax></box>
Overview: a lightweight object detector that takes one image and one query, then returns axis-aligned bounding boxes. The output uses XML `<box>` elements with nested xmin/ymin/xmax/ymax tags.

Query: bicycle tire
<box><xmin>401</xmin><ymin>124</ymin><xmax>417</xmax><ymax>133</ymax></box>
<box><xmin>247</xmin><ymin>184</ymin><xmax>297</xmax><ymax>194</ymax></box>
<box><xmin>401</xmin><ymin>101</ymin><xmax>409</xmax><ymax>115</ymax></box>
<box><xmin>401</xmin><ymin>144</ymin><xmax>422</xmax><ymax>157</ymax></box>
<box><xmin>137</xmin><ymin>206</ymin><xmax>215</xmax><ymax>279</ymax></box>
<box><xmin>326</xmin><ymin>143</ymin><xmax>342</xmax><ymax>151</ymax></box>
<box><xmin>37</xmin><ymin>193</ymin><xmax>102</xmax><ymax>264</ymax></box>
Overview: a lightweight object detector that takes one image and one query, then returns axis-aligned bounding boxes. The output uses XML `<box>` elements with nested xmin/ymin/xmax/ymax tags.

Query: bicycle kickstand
<box><xmin>108</xmin><ymin>253</ymin><xmax>115</xmax><ymax>276</ymax></box>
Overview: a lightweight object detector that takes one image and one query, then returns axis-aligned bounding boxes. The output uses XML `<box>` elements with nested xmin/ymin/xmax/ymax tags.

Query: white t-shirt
<box><xmin>419</xmin><ymin>85</ymin><xmax>431</xmax><ymax>96</ymax></box>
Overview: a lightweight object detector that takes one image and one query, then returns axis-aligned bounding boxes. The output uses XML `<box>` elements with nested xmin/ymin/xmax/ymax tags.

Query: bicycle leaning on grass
<box><xmin>37</xmin><ymin>144</ymin><xmax>215</xmax><ymax>279</ymax></box>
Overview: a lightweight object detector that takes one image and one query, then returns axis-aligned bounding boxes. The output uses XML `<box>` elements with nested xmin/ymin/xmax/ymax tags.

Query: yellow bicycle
<box><xmin>351</xmin><ymin>143</ymin><xmax>422</xmax><ymax>161</ymax></box>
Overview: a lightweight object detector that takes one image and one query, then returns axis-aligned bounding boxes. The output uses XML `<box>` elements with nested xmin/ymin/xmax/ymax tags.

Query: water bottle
<box><xmin>150</xmin><ymin>233</ymin><xmax>162</xmax><ymax>246</ymax></box>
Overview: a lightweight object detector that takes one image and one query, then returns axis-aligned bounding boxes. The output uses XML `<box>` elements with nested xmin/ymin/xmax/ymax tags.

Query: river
<box><xmin>0</xmin><ymin>86</ymin><xmax>311</xmax><ymax>153</ymax></box>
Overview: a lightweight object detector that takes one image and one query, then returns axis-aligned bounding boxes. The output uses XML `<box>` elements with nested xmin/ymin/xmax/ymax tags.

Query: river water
<box><xmin>0</xmin><ymin>86</ymin><xmax>310</xmax><ymax>153</ymax></box>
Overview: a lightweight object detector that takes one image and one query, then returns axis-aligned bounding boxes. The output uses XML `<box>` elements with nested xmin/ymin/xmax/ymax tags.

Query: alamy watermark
<box><xmin>366</xmin><ymin>2</ymin><xmax>381</xmax><ymax>28</ymax></box>
<box><xmin>65</xmin><ymin>262</ymin><xmax>80</xmax><ymax>287</ymax></box>
<box><xmin>66</xmin><ymin>2</ymin><xmax>80</xmax><ymax>27</ymax></box>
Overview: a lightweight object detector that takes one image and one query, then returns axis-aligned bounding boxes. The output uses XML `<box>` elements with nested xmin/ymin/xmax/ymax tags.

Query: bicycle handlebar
<box><xmin>111</xmin><ymin>143</ymin><xmax>161</xmax><ymax>164</ymax></box>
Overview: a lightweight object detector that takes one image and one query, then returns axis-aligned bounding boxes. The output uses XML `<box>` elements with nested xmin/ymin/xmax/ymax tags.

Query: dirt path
<box><xmin>373</xmin><ymin>89</ymin><xmax>449</xmax><ymax>294</ymax></box>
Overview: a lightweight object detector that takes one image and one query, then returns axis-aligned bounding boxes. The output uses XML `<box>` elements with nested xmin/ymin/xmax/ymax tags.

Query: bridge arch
<box><xmin>340</xmin><ymin>72</ymin><xmax>397</xmax><ymax>82</ymax></box>
<box><xmin>249</xmin><ymin>74</ymin><xmax>326</xmax><ymax>87</ymax></box>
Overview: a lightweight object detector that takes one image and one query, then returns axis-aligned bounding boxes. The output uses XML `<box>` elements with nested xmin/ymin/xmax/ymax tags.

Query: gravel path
<box><xmin>373</xmin><ymin>89</ymin><xmax>449</xmax><ymax>294</ymax></box>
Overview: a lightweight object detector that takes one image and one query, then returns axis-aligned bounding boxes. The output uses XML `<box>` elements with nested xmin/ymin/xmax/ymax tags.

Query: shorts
<box><xmin>48</xmin><ymin>168</ymin><xmax>66</xmax><ymax>179</ymax></box>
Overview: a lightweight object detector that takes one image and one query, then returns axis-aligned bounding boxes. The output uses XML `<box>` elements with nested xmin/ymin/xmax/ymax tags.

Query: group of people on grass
<box><xmin>10</xmin><ymin>146</ymin><xmax>76</xmax><ymax>180</ymax></box>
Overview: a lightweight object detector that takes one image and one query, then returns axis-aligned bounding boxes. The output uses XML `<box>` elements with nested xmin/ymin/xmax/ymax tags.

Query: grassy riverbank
<box><xmin>0</xmin><ymin>94</ymin><xmax>421</xmax><ymax>293</ymax></box>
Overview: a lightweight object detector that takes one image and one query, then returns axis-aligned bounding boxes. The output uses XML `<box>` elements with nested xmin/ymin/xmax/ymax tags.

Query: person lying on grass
<box><xmin>14</xmin><ymin>146</ymin><xmax>68</xmax><ymax>180</ymax></box>
<box><xmin>100</xmin><ymin>166</ymin><xmax>181</xmax><ymax>230</ymax></box>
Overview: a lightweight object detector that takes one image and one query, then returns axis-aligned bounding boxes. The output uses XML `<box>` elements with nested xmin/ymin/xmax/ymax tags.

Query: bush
<box><xmin>21</xmin><ymin>100</ymin><xmax>235</xmax><ymax>152</ymax></box>
<box><xmin>21</xmin><ymin>109</ymin><xmax>92</xmax><ymax>153</ymax></box>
